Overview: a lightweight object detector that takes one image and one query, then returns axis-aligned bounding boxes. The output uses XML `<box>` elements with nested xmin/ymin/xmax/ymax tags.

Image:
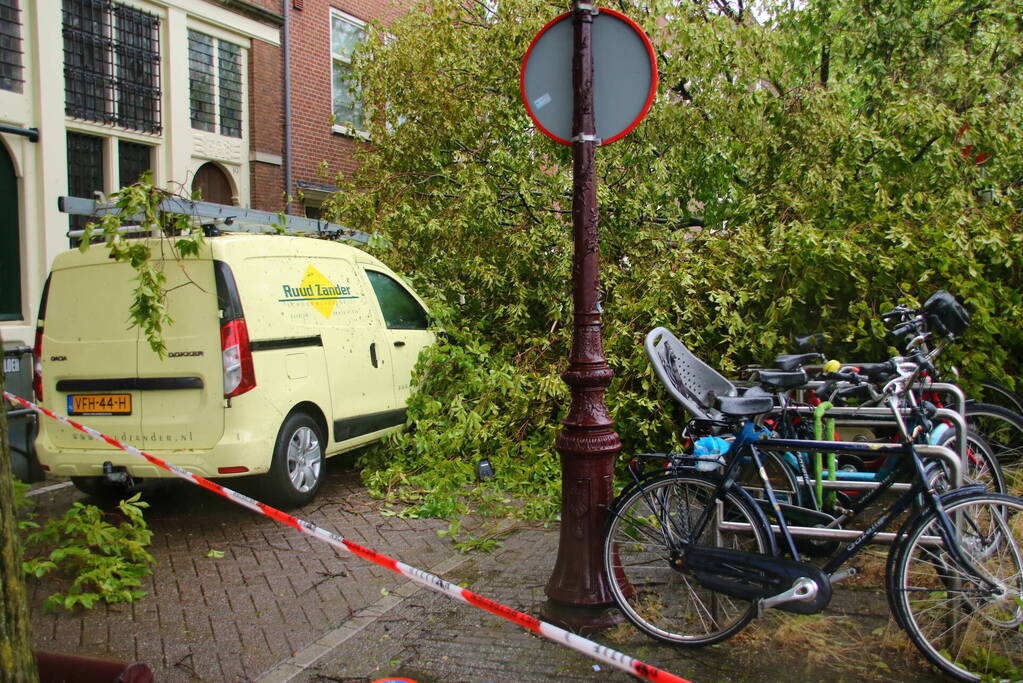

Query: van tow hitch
<box><xmin>102</xmin><ymin>461</ymin><xmax>134</xmax><ymax>487</ymax></box>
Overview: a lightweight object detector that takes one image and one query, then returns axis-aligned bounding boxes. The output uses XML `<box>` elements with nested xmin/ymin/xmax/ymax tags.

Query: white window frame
<box><xmin>187</xmin><ymin>27</ymin><xmax>246</xmax><ymax>139</ymax></box>
<box><xmin>329</xmin><ymin>8</ymin><xmax>368</xmax><ymax>139</ymax></box>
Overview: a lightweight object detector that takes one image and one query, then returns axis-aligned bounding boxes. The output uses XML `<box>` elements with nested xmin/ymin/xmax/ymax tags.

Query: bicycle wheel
<box><xmin>889</xmin><ymin>492</ymin><xmax>1023</xmax><ymax>682</ymax></box>
<box><xmin>936</xmin><ymin>428</ymin><xmax>1006</xmax><ymax>495</ymax></box>
<box><xmin>603</xmin><ymin>472</ymin><xmax>772</xmax><ymax>646</ymax></box>
<box><xmin>966</xmin><ymin>402</ymin><xmax>1023</xmax><ymax>495</ymax></box>
<box><xmin>977</xmin><ymin>381</ymin><xmax>1023</xmax><ymax>415</ymax></box>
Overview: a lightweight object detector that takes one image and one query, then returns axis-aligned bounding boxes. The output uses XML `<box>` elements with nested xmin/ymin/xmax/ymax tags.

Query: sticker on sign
<box><xmin>3</xmin><ymin>357</ymin><xmax>20</xmax><ymax>374</ymax></box>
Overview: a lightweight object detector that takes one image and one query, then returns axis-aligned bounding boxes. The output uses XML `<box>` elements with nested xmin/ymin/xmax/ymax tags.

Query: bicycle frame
<box><xmin>700</xmin><ymin>424</ymin><xmax>1000</xmax><ymax>590</ymax></box>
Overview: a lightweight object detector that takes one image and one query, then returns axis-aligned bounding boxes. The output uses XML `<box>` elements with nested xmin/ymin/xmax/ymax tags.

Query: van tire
<box><xmin>262</xmin><ymin>412</ymin><xmax>325</xmax><ymax>509</ymax></box>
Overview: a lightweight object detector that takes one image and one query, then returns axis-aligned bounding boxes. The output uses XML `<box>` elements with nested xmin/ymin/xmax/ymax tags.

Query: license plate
<box><xmin>68</xmin><ymin>393</ymin><xmax>132</xmax><ymax>415</ymax></box>
<box><xmin>3</xmin><ymin>357</ymin><xmax>18</xmax><ymax>374</ymax></box>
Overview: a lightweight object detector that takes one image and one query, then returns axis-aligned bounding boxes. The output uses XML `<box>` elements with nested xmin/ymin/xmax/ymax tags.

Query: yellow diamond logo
<box><xmin>301</xmin><ymin>265</ymin><xmax>338</xmax><ymax>318</ymax></box>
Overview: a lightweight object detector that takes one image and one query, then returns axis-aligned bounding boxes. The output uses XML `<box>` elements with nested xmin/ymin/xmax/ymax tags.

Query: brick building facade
<box><xmin>193</xmin><ymin>0</ymin><xmax>407</xmax><ymax>216</ymax></box>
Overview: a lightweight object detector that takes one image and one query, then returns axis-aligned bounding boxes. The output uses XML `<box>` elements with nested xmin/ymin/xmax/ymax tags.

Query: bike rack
<box><xmin>763</xmin><ymin>405</ymin><xmax>968</xmax><ymax>492</ymax></box>
<box><xmin>719</xmin><ymin>442</ymin><xmax>959</xmax><ymax>547</ymax></box>
<box><xmin>794</xmin><ymin>381</ymin><xmax>966</xmax><ymax>416</ymax></box>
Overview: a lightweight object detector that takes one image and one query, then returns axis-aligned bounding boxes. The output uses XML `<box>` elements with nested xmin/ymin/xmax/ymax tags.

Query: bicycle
<box><xmin>604</xmin><ymin>329</ymin><xmax>1023</xmax><ymax>682</ymax></box>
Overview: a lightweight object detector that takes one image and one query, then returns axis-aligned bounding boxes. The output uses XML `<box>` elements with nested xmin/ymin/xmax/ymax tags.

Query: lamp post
<box><xmin>520</xmin><ymin>2</ymin><xmax>656</xmax><ymax>631</ymax></box>
<box><xmin>539</xmin><ymin>2</ymin><xmax>623</xmax><ymax>631</ymax></box>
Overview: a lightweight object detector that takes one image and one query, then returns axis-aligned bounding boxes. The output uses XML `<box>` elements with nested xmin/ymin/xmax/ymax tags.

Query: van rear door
<box><xmin>43</xmin><ymin>256</ymin><xmax>142</xmax><ymax>450</ymax></box>
<box><xmin>135</xmin><ymin>252</ymin><xmax>224</xmax><ymax>451</ymax></box>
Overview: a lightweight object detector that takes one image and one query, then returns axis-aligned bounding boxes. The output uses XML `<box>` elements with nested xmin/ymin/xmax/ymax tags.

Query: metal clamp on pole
<box><xmin>571</xmin><ymin>134</ymin><xmax>602</xmax><ymax>145</ymax></box>
<box><xmin>573</xmin><ymin>2</ymin><xmax>598</xmax><ymax>15</ymax></box>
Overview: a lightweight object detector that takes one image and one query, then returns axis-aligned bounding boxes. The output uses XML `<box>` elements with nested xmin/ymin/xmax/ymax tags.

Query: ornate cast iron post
<box><xmin>540</xmin><ymin>1</ymin><xmax>623</xmax><ymax>631</ymax></box>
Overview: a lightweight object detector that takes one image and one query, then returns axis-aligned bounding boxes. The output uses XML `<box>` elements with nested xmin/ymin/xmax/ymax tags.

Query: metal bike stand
<box><xmin>795</xmin><ymin>381</ymin><xmax>966</xmax><ymax>416</ymax></box>
<box><xmin>769</xmin><ymin>405</ymin><xmax>968</xmax><ymax>490</ymax></box>
<box><xmin>718</xmin><ymin>442</ymin><xmax>959</xmax><ymax>547</ymax></box>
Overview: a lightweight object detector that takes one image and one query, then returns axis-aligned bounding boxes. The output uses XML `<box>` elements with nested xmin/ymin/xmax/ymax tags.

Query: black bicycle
<box><xmin>603</xmin><ymin>332</ymin><xmax>1023</xmax><ymax>682</ymax></box>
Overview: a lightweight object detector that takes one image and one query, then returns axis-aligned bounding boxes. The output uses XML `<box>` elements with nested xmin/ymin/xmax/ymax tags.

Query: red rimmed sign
<box><xmin>520</xmin><ymin>7</ymin><xmax>657</xmax><ymax>145</ymax></box>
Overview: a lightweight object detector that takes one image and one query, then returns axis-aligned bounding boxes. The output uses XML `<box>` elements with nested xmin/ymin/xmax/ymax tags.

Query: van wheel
<box><xmin>262</xmin><ymin>412</ymin><xmax>325</xmax><ymax>509</ymax></box>
<box><xmin>70</xmin><ymin>476</ymin><xmax>133</xmax><ymax>501</ymax></box>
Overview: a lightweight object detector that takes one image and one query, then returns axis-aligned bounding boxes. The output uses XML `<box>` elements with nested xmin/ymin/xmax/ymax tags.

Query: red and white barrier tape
<box><xmin>4</xmin><ymin>391</ymin><xmax>693</xmax><ymax>683</ymax></box>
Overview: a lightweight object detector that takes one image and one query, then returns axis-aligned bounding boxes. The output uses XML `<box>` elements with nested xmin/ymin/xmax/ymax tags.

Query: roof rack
<box><xmin>58</xmin><ymin>195</ymin><xmax>370</xmax><ymax>245</ymax></box>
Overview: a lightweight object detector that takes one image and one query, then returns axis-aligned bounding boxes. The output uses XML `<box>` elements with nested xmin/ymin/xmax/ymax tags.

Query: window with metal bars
<box><xmin>188</xmin><ymin>30</ymin><xmax>242</xmax><ymax>138</ymax></box>
<box><xmin>118</xmin><ymin>140</ymin><xmax>151</xmax><ymax>187</ymax></box>
<box><xmin>62</xmin><ymin>0</ymin><xmax>161</xmax><ymax>134</ymax></box>
<box><xmin>0</xmin><ymin>0</ymin><xmax>23</xmax><ymax>93</ymax></box>
<box><xmin>66</xmin><ymin>131</ymin><xmax>105</xmax><ymax>238</ymax></box>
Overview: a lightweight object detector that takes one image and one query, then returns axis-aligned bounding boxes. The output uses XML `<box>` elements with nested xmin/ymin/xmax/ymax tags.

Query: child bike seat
<box><xmin>645</xmin><ymin>327</ymin><xmax>738</xmax><ymax>421</ymax></box>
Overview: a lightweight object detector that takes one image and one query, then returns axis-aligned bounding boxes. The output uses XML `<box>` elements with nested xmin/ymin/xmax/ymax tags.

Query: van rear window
<box><xmin>214</xmin><ymin>261</ymin><xmax>245</xmax><ymax>321</ymax></box>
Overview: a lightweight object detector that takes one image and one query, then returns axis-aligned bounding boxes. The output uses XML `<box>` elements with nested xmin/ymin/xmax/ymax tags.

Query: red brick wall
<box><xmin>286</xmin><ymin>0</ymin><xmax>404</xmax><ymax>214</ymax></box>
<box><xmin>249</xmin><ymin>34</ymin><xmax>286</xmax><ymax>212</ymax></box>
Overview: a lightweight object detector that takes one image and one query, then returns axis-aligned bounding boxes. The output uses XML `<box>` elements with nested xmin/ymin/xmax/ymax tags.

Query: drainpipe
<box><xmin>282</xmin><ymin>0</ymin><xmax>293</xmax><ymax>215</ymax></box>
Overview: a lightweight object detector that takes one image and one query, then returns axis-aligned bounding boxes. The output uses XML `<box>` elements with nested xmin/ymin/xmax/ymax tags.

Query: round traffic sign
<box><xmin>520</xmin><ymin>8</ymin><xmax>657</xmax><ymax>146</ymax></box>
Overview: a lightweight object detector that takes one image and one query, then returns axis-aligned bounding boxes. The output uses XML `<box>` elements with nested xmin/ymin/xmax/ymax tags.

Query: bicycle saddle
<box><xmin>715</xmin><ymin>395</ymin><xmax>774</xmax><ymax>417</ymax></box>
<box><xmin>774</xmin><ymin>353</ymin><xmax>823</xmax><ymax>371</ymax></box>
<box><xmin>756</xmin><ymin>370</ymin><xmax>808</xmax><ymax>390</ymax></box>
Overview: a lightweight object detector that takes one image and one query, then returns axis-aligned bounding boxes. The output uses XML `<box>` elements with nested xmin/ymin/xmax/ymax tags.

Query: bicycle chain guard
<box><xmin>684</xmin><ymin>545</ymin><xmax>833</xmax><ymax>615</ymax></box>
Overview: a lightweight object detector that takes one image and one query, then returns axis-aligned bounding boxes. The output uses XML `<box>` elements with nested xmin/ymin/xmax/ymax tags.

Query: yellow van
<box><xmin>33</xmin><ymin>234</ymin><xmax>434</xmax><ymax>507</ymax></box>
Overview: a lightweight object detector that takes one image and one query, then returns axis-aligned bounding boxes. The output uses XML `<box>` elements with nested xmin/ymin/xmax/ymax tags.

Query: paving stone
<box><xmin>26</xmin><ymin>461</ymin><xmax>952</xmax><ymax>683</ymax></box>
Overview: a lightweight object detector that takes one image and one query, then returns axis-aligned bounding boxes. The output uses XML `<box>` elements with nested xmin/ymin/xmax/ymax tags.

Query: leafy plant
<box><xmin>21</xmin><ymin>493</ymin><xmax>155</xmax><ymax>611</ymax></box>
<box><xmin>80</xmin><ymin>171</ymin><xmax>205</xmax><ymax>358</ymax></box>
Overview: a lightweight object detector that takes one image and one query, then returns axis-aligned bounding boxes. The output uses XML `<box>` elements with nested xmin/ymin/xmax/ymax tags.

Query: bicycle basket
<box><xmin>922</xmin><ymin>290</ymin><xmax>970</xmax><ymax>338</ymax></box>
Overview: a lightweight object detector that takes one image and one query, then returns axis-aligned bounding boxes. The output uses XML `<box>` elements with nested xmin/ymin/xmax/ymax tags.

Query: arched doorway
<box><xmin>0</xmin><ymin>142</ymin><xmax>21</xmax><ymax>320</ymax></box>
<box><xmin>191</xmin><ymin>162</ymin><xmax>235</xmax><ymax>205</ymax></box>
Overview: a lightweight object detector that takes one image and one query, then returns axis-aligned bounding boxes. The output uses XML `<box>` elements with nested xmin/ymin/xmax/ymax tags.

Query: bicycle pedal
<box><xmin>756</xmin><ymin>577</ymin><xmax>821</xmax><ymax>617</ymax></box>
<box><xmin>829</xmin><ymin>566</ymin><xmax>861</xmax><ymax>585</ymax></box>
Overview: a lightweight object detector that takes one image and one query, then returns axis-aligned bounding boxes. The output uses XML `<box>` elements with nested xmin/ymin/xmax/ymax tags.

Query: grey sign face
<box><xmin>522</xmin><ymin>10</ymin><xmax>656</xmax><ymax>145</ymax></box>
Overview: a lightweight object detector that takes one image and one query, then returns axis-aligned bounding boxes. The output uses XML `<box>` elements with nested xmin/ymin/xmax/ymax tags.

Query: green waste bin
<box><xmin>4</xmin><ymin>342</ymin><xmax>43</xmax><ymax>482</ymax></box>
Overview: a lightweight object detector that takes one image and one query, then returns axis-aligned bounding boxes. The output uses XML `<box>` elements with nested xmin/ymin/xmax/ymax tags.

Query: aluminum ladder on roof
<box><xmin>58</xmin><ymin>194</ymin><xmax>371</xmax><ymax>245</ymax></box>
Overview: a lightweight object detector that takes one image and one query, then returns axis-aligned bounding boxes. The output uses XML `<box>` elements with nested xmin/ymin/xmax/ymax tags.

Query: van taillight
<box><xmin>221</xmin><ymin>318</ymin><xmax>255</xmax><ymax>397</ymax></box>
<box><xmin>32</xmin><ymin>326</ymin><xmax>44</xmax><ymax>401</ymax></box>
<box><xmin>33</xmin><ymin>276</ymin><xmax>50</xmax><ymax>402</ymax></box>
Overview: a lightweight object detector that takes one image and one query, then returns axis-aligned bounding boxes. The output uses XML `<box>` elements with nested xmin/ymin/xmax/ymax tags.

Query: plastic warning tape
<box><xmin>4</xmin><ymin>391</ymin><xmax>692</xmax><ymax>683</ymax></box>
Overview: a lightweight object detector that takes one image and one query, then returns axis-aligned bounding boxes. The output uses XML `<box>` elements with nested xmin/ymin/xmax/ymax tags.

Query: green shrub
<box><xmin>21</xmin><ymin>493</ymin><xmax>155</xmax><ymax>611</ymax></box>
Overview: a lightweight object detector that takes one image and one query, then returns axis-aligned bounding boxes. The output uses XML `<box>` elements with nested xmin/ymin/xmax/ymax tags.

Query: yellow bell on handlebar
<box><xmin>822</xmin><ymin>359</ymin><xmax>841</xmax><ymax>373</ymax></box>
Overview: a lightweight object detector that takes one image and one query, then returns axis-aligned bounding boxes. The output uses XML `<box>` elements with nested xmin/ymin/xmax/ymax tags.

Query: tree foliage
<box><xmin>326</xmin><ymin>0</ymin><xmax>1023</xmax><ymax>516</ymax></box>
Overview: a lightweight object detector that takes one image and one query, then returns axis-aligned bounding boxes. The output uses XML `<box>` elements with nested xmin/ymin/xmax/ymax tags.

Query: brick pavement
<box><xmin>26</xmin><ymin>459</ymin><xmax>946</xmax><ymax>683</ymax></box>
<box><xmin>26</xmin><ymin>459</ymin><xmax>470</xmax><ymax>682</ymax></box>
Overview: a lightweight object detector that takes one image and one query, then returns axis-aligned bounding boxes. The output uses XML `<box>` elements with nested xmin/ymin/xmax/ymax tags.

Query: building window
<box><xmin>118</xmin><ymin>140</ymin><xmax>151</xmax><ymax>187</ymax></box>
<box><xmin>188</xmin><ymin>30</ymin><xmax>242</xmax><ymax>138</ymax></box>
<box><xmin>330</xmin><ymin>10</ymin><xmax>366</xmax><ymax>135</ymax></box>
<box><xmin>62</xmin><ymin>0</ymin><xmax>162</xmax><ymax>134</ymax></box>
<box><xmin>0</xmin><ymin>0</ymin><xmax>24</xmax><ymax>93</ymax></box>
<box><xmin>66</xmin><ymin>131</ymin><xmax>105</xmax><ymax>236</ymax></box>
